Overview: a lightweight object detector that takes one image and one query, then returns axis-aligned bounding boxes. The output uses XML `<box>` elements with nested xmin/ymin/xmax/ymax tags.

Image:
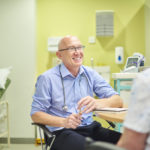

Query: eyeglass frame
<box><xmin>58</xmin><ymin>45</ymin><xmax>85</xmax><ymax>52</ymax></box>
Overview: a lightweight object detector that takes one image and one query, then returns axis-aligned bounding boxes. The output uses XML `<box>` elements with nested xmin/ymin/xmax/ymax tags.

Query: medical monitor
<box><xmin>125</xmin><ymin>56</ymin><xmax>139</xmax><ymax>69</ymax></box>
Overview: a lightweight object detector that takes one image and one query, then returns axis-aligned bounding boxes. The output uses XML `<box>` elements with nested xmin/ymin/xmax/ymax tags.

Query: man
<box><xmin>31</xmin><ymin>35</ymin><xmax>123</xmax><ymax>150</ymax></box>
<box><xmin>117</xmin><ymin>68</ymin><xmax>150</xmax><ymax>150</ymax></box>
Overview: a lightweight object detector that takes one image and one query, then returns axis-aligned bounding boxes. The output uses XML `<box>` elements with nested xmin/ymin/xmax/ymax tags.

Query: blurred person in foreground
<box><xmin>117</xmin><ymin>68</ymin><xmax>150</xmax><ymax>150</ymax></box>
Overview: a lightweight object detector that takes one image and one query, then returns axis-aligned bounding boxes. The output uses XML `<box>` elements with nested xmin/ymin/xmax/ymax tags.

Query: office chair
<box><xmin>85</xmin><ymin>137</ymin><xmax>126</xmax><ymax>150</ymax></box>
<box><xmin>32</xmin><ymin>123</ymin><xmax>56</xmax><ymax>150</ymax></box>
<box><xmin>32</xmin><ymin>122</ymin><xmax>116</xmax><ymax>150</ymax></box>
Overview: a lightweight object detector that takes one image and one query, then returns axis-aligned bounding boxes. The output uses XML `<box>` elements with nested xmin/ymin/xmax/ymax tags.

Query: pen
<box><xmin>78</xmin><ymin>108</ymin><xmax>82</xmax><ymax>115</ymax></box>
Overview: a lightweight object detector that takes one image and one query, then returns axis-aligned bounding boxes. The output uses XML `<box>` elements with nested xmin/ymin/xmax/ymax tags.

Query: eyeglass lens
<box><xmin>69</xmin><ymin>46</ymin><xmax>84</xmax><ymax>51</ymax></box>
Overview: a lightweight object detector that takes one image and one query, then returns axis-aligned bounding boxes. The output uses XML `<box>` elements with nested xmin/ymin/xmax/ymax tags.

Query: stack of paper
<box><xmin>95</xmin><ymin>108</ymin><xmax>128</xmax><ymax>112</ymax></box>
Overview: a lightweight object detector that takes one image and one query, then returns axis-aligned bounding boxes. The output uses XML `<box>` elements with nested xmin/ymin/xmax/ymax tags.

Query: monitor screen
<box><xmin>126</xmin><ymin>57</ymin><xmax>139</xmax><ymax>68</ymax></box>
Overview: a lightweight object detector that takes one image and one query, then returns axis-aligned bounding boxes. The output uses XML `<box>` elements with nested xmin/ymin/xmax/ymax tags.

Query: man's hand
<box><xmin>63</xmin><ymin>113</ymin><xmax>82</xmax><ymax>129</ymax></box>
<box><xmin>77</xmin><ymin>96</ymin><xmax>96</xmax><ymax>114</ymax></box>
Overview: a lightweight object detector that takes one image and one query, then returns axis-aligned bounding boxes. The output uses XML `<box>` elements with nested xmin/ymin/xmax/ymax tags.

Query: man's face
<box><xmin>57</xmin><ymin>36</ymin><xmax>84</xmax><ymax>70</ymax></box>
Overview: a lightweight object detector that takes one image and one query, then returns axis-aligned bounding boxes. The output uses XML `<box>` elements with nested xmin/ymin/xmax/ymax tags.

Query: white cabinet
<box><xmin>93</xmin><ymin>66</ymin><xmax>110</xmax><ymax>83</ymax></box>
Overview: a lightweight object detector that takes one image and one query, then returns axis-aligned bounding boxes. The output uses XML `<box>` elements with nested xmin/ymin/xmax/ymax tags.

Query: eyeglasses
<box><xmin>59</xmin><ymin>45</ymin><xmax>85</xmax><ymax>52</ymax></box>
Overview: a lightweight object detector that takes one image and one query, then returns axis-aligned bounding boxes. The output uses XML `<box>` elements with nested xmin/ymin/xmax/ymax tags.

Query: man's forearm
<box><xmin>31</xmin><ymin>111</ymin><xmax>66</xmax><ymax>127</ymax></box>
<box><xmin>95</xmin><ymin>95</ymin><xmax>123</xmax><ymax>109</ymax></box>
<box><xmin>117</xmin><ymin>128</ymin><xmax>148</xmax><ymax>150</ymax></box>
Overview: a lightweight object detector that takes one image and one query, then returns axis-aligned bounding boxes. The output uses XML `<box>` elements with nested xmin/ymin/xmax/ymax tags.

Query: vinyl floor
<box><xmin>0</xmin><ymin>144</ymin><xmax>41</xmax><ymax>150</ymax></box>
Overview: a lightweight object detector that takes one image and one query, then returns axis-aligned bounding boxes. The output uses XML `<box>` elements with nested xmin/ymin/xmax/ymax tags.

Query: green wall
<box><xmin>36</xmin><ymin>0</ymin><xmax>145</xmax><ymax>84</ymax></box>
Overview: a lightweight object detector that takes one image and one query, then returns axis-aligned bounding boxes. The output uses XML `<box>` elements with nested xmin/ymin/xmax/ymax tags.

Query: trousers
<box><xmin>51</xmin><ymin>121</ymin><xmax>121</xmax><ymax>150</ymax></box>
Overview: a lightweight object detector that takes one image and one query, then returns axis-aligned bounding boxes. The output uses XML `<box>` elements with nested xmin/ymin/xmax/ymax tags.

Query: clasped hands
<box><xmin>63</xmin><ymin>96</ymin><xmax>96</xmax><ymax>129</ymax></box>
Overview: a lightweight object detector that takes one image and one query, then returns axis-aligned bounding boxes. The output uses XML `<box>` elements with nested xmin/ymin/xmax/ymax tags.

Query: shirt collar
<box><xmin>79</xmin><ymin>66</ymin><xmax>84</xmax><ymax>75</ymax></box>
<box><xmin>59</xmin><ymin>63</ymin><xmax>84</xmax><ymax>78</ymax></box>
<box><xmin>60</xmin><ymin>63</ymin><xmax>71</xmax><ymax>78</ymax></box>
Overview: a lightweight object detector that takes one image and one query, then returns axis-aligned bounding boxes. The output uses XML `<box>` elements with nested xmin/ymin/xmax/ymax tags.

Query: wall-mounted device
<box><xmin>48</xmin><ymin>37</ymin><xmax>62</xmax><ymax>52</ymax></box>
<box><xmin>115</xmin><ymin>46</ymin><xmax>124</xmax><ymax>64</ymax></box>
<box><xmin>123</xmin><ymin>53</ymin><xmax>145</xmax><ymax>73</ymax></box>
<box><xmin>96</xmin><ymin>10</ymin><xmax>114</xmax><ymax>36</ymax></box>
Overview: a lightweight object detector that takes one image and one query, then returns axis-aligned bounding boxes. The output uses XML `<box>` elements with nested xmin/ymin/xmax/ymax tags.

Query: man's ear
<box><xmin>56</xmin><ymin>51</ymin><xmax>62</xmax><ymax>59</ymax></box>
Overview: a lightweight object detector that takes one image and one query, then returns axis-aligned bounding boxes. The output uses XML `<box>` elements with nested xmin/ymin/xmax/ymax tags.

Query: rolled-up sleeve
<box><xmin>30</xmin><ymin>75</ymin><xmax>51</xmax><ymax>116</ymax></box>
<box><xmin>93</xmin><ymin>71</ymin><xmax>118</xmax><ymax>98</ymax></box>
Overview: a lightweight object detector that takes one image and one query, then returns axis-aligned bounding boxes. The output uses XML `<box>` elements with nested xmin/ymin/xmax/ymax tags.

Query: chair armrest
<box><xmin>106</xmin><ymin>121</ymin><xmax>116</xmax><ymax>128</ymax></box>
<box><xmin>32</xmin><ymin>123</ymin><xmax>54</xmax><ymax>138</ymax></box>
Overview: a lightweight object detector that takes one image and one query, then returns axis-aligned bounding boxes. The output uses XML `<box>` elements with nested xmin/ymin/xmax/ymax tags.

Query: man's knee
<box><xmin>53</xmin><ymin>130</ymin><xmax>85</xmax><ymax>150</ymax></box>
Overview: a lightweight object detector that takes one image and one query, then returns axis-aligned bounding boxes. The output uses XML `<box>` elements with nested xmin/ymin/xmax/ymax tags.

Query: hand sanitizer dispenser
<box><xmin>115</xmin><ymin>47</ymin><xmax>124</xmax><ymax>64</ymax></box>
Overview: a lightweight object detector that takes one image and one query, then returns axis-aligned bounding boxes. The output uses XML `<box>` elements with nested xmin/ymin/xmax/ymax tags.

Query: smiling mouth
<box><xmin>72</xmin><ymin>57</ymin><xmax>82</xmax><ymax>63</ymax></box>
<box><xmin>72</xmin><ymin>57</ymin><xmax>81</xmax><ymax>60</ymax></box>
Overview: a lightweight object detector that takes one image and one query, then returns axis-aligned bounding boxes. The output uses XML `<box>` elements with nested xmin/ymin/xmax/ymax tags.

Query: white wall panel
<box><xmin>0</xmin><ymin>0</ymin><xmax>36</xmax><ymax>138</ymax></box>
<box><xmin>145</xmin><ymin>0</ymin><xmax>150</xmax><ymax>65</ymax></box>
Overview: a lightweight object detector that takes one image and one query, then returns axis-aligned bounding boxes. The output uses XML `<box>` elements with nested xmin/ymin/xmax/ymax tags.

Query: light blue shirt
<box><xmin>124</xmin><ymin>69</ymin><xmax>150</xmax><ymax>150</ymax></box>
<box><xmin>31</xmin><ymin>63</ymin><xmax>118</xmax><ymax>132</ymax></box>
